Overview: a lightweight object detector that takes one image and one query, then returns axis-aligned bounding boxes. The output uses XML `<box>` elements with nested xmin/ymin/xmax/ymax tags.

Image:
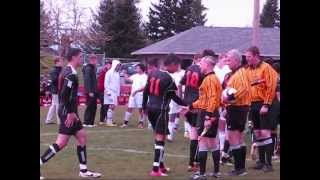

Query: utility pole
<box><xmin>252</xmin><ymin>0</ymin><xmax>260</xmax><ymax>47</ymax></box>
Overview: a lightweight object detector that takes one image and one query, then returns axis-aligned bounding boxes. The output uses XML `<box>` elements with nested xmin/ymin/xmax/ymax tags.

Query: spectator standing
<box><xmin>45</xmin><ymin>57</ymin><xmax>64</xmax><ymax>124</ymax></box>
<box><xmin>83</xmin><ymin>54</ymin><xmax>98</xmax><ymax>127</ymax></box>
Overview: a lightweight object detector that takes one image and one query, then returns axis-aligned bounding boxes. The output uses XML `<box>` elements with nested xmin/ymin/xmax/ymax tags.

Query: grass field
<box><xmin>40</xmin><ymin>105</ymin><xmax>280</xmax><ymax>180</ymax></box>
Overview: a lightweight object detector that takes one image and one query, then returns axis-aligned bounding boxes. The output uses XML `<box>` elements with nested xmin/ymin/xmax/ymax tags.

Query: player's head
<box><xmin>88</xmin><ymin>54</ymin><xmax>98</xmax><ymax>65</ymax></box>
<box><xmin>193</xmin><ymin>53</ymin><xmax>202</xmax><ymax>64</ymax></box>
<box><xmin>54</xmin><ymin>56</ymin><xmax>64</xmax><ymax>67</ymax></box>
<box><xmin>67</xmin><ymin>48</ymin><xmax>82</xmax><ymax>67</ymax></box>
<box><xmin>226</xmin><ymin>49</ymin><xmax>242</xmax><ymax>71</ymax></box>
<box><xmin>218</xmin><ymin>53</ymin><xmax>228</xmax><ymax>65</ymax></box>
<box><xmin>245</xmin><ymin>46</ymin><xmax>260</xmax><ymax>66</ymax></box>
<box><xmin>105</xmin><ymin>60</ymin><xmax>112</xmax><ymax>70</ymax></box>
<box><xmin>135</xmin><ymin>63</ymin><xmax>146</xmax><ymax>74</ymax></box>
<box><xmin>147</xmin><ymin>58</ymin><xmax>159</xmax><ymax>74</ymax></box>
<box><xmin>164</xmin><ymin>53</ymin><xmax>181</xmax><ymax>73</ymax></box>
<box><xmin>199</xmin><ymin>56</ymin><xmax>217</xmax><ymax>73</ymax></box>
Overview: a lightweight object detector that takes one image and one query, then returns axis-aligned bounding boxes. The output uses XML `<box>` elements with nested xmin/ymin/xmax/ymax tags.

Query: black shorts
<box><xmin>249</xmin><ymin>101</ymin><xmax>275</xmax><ymax>130</ymax></box>
<box><xmin>185</xmin><ymin>111</ymin><xmax>198</xmax><ymax>127</ymax></box>
<box><xmin>196</xmin><ymin>110</ymin><xmax>219</xmax><ymax>138</ymax></box>
<box><xmin>58</xmin><ymin>108</ymin><xmax>83</xmax><ymax>135</ymax></box>
<box><xmin>226</xmin><ymin>105</ymin><xmax>249</xmax><ymax>132</ymax></box>
<box><xmin>269</xmin><ymin>100</ymin><xmax>280</xmax><ymax>130</ymax></box>
<box><xmin>148</xmin><ymin>109</ymin><xmax>169</xmax><ymax>135</ymax></box>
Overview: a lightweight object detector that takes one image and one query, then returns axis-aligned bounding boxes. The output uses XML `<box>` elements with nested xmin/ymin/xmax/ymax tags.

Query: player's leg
<box><xmin>99</xmin><ymin>93</ymin><xmax>107</xmax><ymax>125</ymax></box>
<box><xmin>106</xmin><ymin>104</ymin><xmax>116</xmax><ymax>126</ymax></box>
<box><xmin>184</xmin><ymin>120</ymin><xmax>191</xmax><ymax>138</ymax></box>
<box><xmin>167</xmin><ymin>113</ymin><xmax>176</xmax><ymax>142</ymax></box>
<box><xmin>75</xmin><ymin>129</ymin><xmax>101</xmax><ymax>178</ymax></box>
<box><xmin>121</xmin><ymin>107</ymin><xmax>133</xmax><ymax>128</ymax></box>
<box><xmin>53</xmin><ymin>94</ymin><xmax>61</xmax><ymax>125</ymax></box>
<box><xmin>186</xmin><ymin>112</ymin><xmax>199</xmax><ymax>171</ymax></box>
<box><xmin>137</xmin><ymin>108</ymin><xmax>145</xmax><ymax>128</ymax></box>
<box><xmin>45</xmin><ymin>96</ymin><xmax>56</xmax><ymax>124</ymax></box>
<box><xmin>192</xmin><ymin>137</ymin><xmax>208</xmax><ymax>180</ymax></box>
<box><xmin>174</xmin><ymin>113</ymin><xmax>180</xmax><ymax>131</ymax></box>
<box><xmin>207</xmin><ymin>137</ymin><xmax>221</xmax><ymax>178</ymax></box>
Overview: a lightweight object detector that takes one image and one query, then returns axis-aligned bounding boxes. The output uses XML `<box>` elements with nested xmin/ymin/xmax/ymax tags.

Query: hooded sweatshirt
<box><xmin>104</xmin><ymin>60</ymin><xmax>121</xmax><ymax>96</ymax></box>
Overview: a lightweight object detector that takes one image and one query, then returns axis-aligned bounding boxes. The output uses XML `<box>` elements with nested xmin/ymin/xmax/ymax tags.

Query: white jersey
<box><xmin>214</xmin><ymin>65</ymin><xmax>231</xmax><ymax>84</ymax></box>
<box><xmin>129</xmin><ymin>73</ymin><xmax>148</xmax><ymax>96</ymax></box>
<box><xmin>104</xmin><ymin>60</ymin><xmax>121</xmax><ymax>105</ymax></box>
<box><xmin>169</xmin><ymin>69</ymin><xmax>185</xmax><ymax>114</ymax></box>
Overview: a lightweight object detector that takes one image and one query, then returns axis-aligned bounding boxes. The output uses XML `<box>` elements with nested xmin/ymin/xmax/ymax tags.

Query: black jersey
<box><xmin>58</xmin><ymin>66</ymin><xmax>79</xmax><ymax>114</ymax></box>
<box><xmin>142</xmin><ymin>70</ymin><xmax>186</xmax><ymax>111</ymax></box>
<box><xmin>180</xmin><ymin>64</ymin><xmax>204</xmax><ymax>105</ymax></box>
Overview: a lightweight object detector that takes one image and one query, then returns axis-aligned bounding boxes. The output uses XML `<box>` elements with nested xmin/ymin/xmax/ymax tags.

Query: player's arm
<box><xmin>167</xmin><ymin>81</ymin><xmax>187</xmax><ymax>106</ymax></box>
<box><xmin>263</xmin><ymin>67</ymin><xmax>278</xmax><ymax>106</ymax></box>
<box><xmin>124</xmin><ymin>74</ymin><xmax>133</xmax><ymax>84</ymax></box>
<box><xmin>60</xmin><ymin>74</ymin><xmax>77</xmax><ymax>113</ymax></box>
<box><xmin>232</xmin><ymin>70</ymin><xmax>250</xmax><ymax>100</ymax></box>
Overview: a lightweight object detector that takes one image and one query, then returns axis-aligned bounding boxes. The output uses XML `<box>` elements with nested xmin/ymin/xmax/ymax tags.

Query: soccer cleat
<box><xmin>207</xmin><ymin>171</ymin><xmax>222</xmax><ymax>178</ymax></box>
<box><xmin>79</xmin><ymin>170</ymin><xmax>102</xmax><ymax>178</ymax></box>
<box><xmin>137</xmin><ymin>123</ymin><xmax>144</xmax><ymax>129</ymax></box>
<box><xmin>45</xmin><ymin>121</ymin><xmax>56</xmax><ymax>125</ymax></box>
<box><xmin>252</xmin><ymin>162</ymin><xmax>265</xmax><ymax>170</ymax></box>
<box><xmin>160</xmin><ymin>167</ymin><xmax>171</xmax><ymax>174</ymax></box>
<box><xmin>83</xmin><ymin>124</ymin><xmax>89</xmax><ymax>127</ymax></box>
<box><xmin>167</xmin><ymin>135</ymin><xmax>173</xmax><ymax>142</ymax></box>
<box><xmin>40</xmin><ymin>171</ymin><xmax>45</xmax><ymax>179</ymax></box>
<box><xmin>149</xmin><ymin>170</ymin><xmax>168</xmax><ymax>177</ymax></box>
<box><xmin>120</xmin><ymin>124</ymin><xmax>128</xmax><ymax>128</ymax></box>
<box><xmin>188</xmin><ymin>164</ymin><xmax>199</xmax><ymax>172</ymax></box>
<box><xmin>191</xmin><ymin>173</ymin><xmax>207</xmax><ymax>180</ymax></box>
<box><xmin>105</xmin><ymin>123</ymin><xmax>117</xmax><ymax>127</ymax></box>
<box><xmin>225</xmin><ymin>170</ymin><xmax>241</xmax><ymax>176</ymax></box>
<box><xmin>237</xmin><ymin>169</ymin><xmax>248</xmax><ymax>176</ymax></box>
<box><xmin>98</xmin><ymin>122</ymin><xmax>105</xmax><ymax>126</ymax></box>
<box><xmin>263</xmin><ymin>165</ymin><xmax>274</xmax><ymax>172</ymax></box>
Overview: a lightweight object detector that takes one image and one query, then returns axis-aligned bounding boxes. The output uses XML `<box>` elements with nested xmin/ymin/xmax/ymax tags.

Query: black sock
<box><xmin>258</xmin><ymin>145</ymin><xmax>266</xmax><ymax>164</ymax></box>
<box><xmin>198</xmin><ymin>151</ymin><xmax>207</xmax><ymax>175</ymax></box>
<box><xmin>153</xmin><ymin>141</ymin><xmax>164</xmax><ymax>172</ymax></box>
<box><xmin>223</xmin><ymin>140</ymin><xmax>230</xmax><ymax>154</ymax></box>
<box><xmin>40</xmin><ymin>144</ymin><xmax>60</xmax><ymax>164</ymax></box>
<box><xmin>77</xmin><ymin>146</ymin><xmax>87</xmax><ymax>172</ymax></box>
<box><xmin>189</xmin><ymin>140</ymin><xmax>198</xmax><ymax>166</ymax></box>
<box><xmin>232</xmin><ymin>148</ymin><xmax>241</xmax><ymax>171</ymax></box>
<box><xmin>265</xmin><ymin>143</ymin><xmax>273</xmax><ymax>166</ymax></box>
<box><xmin>240</xmin><ymin>146</ymin><xmax>247</xmax><ymax>169</ymax></box>
<box><xmin>271</xmin><ymin>133</ymin><xmax>277</xmax><ymax>156</ymax></box>
<box><xmin>212</xmin><ymin>150</ymin><xmax>220</xmax><ymax>173</ymax></box>
<box><xmin>124</xmin><ymin>120</ymin><xmax>128</xmax><ymax>125</ymax></box>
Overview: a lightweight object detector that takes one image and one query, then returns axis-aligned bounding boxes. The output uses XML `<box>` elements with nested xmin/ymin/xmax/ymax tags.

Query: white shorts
<box><xmin>128</xmin><ymin>93</ymin><xmax>143</xmax><ymax>108</ymax></box>
<box><xmin>104</xmin><ymin>93</ymin><xmax>118</xmax><ymax>105</ymax></box>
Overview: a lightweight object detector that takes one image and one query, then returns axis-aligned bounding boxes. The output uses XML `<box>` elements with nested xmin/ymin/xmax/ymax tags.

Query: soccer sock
<box><xmin>124</xmin><ymin>111</ymin><xmax>132</xmax><ymax>125</ymax></box>
<box><xmin>139</xmin><ymin>113</ymin><xmax>145</xmax><ymax>123</ymax></box>
<box><xmin>184</xmin><ymin>121</ymin><xmax>191</xmax><ymax>133</ymax></box>
<box><xmin>189</xmin><ymin>140</ymin><xmax>198</xmax><ymax>166</ymax></box>
<box><xmin>198</xmin><ymin>151</ymin><xmax>208</xmax><ymax>175</ymax></box>
<box><xmin>231</xmin><ymin>147</ymin><xmax>241</xmax><ymax>171</ymax></box>
<box><xmin>40</xmin><ymin>144</ymin><xmax>60</xmax><ymax>165</ymax></box>
<box><xmin>240</xmin><ymin>146</ymin><xmax>247</xmax><ymax>169</ymax></box>
<box><xmin>258</xmin><ymin>145</ymin><xmax>266</xmax><ymax>164</ymax></box>
<box><xmin>223</xmin><ymin>140</ymin><xmax>230</xmax><ymax>155</ymax></box>
<box><xmin>174</xmin><ymin>117</ymin><xmax>179</xmax><ymax>129</ymax></box>
<box><xmin>265</xmin><ymin>142</ymin><xmax>273</xmax><ymax>166</ymax></box>
<box><xmin>271</xmin><ymin>133</ymin><xmax>277</xmax><ymax>156</ymax></box>
<box><xmin>160</xmin><ymin>142</ymin><xmax>166</xmax><ymax>169</ymax></box>
<box><xmin>153</xmin><ymin>141</ymin><xmax>164</xmax><ymax>172</ymax></box>
<box><xmin>168</xmin><ymin>121</ymin><xmax>175</xmax><ymax>138</ymax></box>
<box><xmin>107</xmin><ymin>109</ymin><xmax>113</xmax><ymax>124</ymax></box>
<box><xmin>77</xmin><ymin>145</ymin><xmax>88</xmax><ymax>173</ymax></box>
<box><xmin>212</xmin><ymin>150</ymin><xmax>220</xmax><ymax>173</ymax></box>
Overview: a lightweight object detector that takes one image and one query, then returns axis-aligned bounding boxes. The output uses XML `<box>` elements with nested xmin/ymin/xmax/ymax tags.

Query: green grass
<box><xmin>40</xmin><ymin>105</ymin><xmax>280</xmax><ymax>180</ymax></box>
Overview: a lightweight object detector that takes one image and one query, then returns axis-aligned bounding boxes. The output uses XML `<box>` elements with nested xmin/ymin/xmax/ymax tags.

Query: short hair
<box><xmin>228</xmin><ymin>49</ymin><xmax>242</xmax><ymax>62</ymax></box>
<box><xmin>246</xmin><ymin>46</ymin><xmax>260</xmax><ymax>56</ymax></box>
<box><xmin>200</xmin><ymin>49</ymin><xmax>216</xmax><ymax>58</ymax></box>
<box><xmin>67</xmin><ymin>48</ymin><xmax>81</xmax><ymax>61</ymax></box>
<box><xmin>164</xmin><ymin>53</ymin><xmax>181</xmax><ymax>66</ymax></box>
<box><xmin>147</xmin><ymin>58</ymin><xmax>159</xmax><ymax>68</ymax></box>
<box><xmin>136</xmin><ymin>63</ymin><xmax>146</xmax><ymax>72</ymax></box>
<box><xmin>54</xmin><ymin>56</ymin><xmax>62</xmax><ymax>64</ymax></box>
<box><xmin>202</xmin><ymin>56</ymin><xmax>217</xmax><ymax>67</ymax></box>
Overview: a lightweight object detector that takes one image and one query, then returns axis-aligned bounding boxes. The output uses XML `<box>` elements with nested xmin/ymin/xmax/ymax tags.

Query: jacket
<box><xmin>104</xmin><ymin>60</ymin><xmax>121</xmax><ymax>96</ymax></box>
<box><xmin>82</xmin><ymin>64</ymin><xmax>97</xmax><ymax>94</ymax></box>
<box><xmin>49</xmin><ymin>66</ymin><xmax>62</xmax><ymax>94</ymax></box>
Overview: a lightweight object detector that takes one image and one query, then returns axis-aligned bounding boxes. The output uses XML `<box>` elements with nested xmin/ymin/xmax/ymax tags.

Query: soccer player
<box><xmin>83</xmin><ymin>54</ymin><xmax>98</xmax><ymax>127</ymax></box>
<box><xmin>222</xmin><ymin>49</ymin><xmax>251</xmax><ymax>176</ymax></box>
<box><xmin>190</xmin><ymin>56</ymin><xmax>222</xmax><ymax>180</ymax></box>
<box><xmin>121</xmin><ymin>64</ymin><xmax>148</xmax><ymax>128</ymax></box>
<box><xmin>179</xmin><ymin>53</ymin><xmax>203</xmax><ymax>172</ymax></box>
<box><xmin>45</xmin><ymin>56</ymin><xmax>63</xmax><ymax>125</ymax></box>
<box><xmin>167</xmin><ymin>65</ymin><xmax>185</xmax><ymax>141</ymax></box>
<box><xmin>104</xmin><ymin>60</ymin><xmax>121</xmax><ymax>127</ymax></box>
<box><xmin>40</xmin><ymin>48</ymin><xmax>101</xmax><ymax>179</ymax></box>
<box><xmin>142</xmin><ymin>54</ymin><xmax>188</xmax><ymax>177</ymax></box>
<box><xmin>97</xmin><ymin>60</ymin><xmax>112</xmax><ymax>125</ymax></box>
<box><xmin>245</xmin><ymin>46</ymin><xmax>278</xmax><ymax>172</ymax></box>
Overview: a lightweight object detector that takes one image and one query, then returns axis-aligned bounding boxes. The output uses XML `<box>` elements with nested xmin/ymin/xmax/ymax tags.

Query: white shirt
<box><xmin>214</xmin><ymin>65</ymin><xmax>231</xmax><ymax>84</ymax></box>
<box><xmin>129</xmin><ymin>73</ymin><xmax>148</xmax><ymax>95</ymax></box>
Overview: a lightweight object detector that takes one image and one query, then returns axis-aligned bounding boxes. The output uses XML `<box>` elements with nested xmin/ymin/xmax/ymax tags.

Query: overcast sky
<box><xmin>46</xmin><ymin>0</ymin><xmax>277</xmax><ymax>27</ymax></box>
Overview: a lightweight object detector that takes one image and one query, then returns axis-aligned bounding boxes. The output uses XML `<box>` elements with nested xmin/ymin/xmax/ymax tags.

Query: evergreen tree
<box><xmin>40</xmin><ymin>1</ymin><xmax>52</xmax><ymax>48</ymax></box>
<box><xmin>260</xmin><ymin>0</ymin><xmax>280</xmax><ymax>28</ymax></box>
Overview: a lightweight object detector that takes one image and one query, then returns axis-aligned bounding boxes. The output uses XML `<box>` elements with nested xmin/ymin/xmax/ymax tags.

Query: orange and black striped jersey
<box><xmin>225</xmin><ymin>67</ymin><xmax>251</xmax><ymax>106</ymax></box>
<box><xmin>245</xmin><ymin>61</ymin><xmax>278</xmax><ymax>105</ymax></box>
<box><xmin>192</xmin><ymin>72</ymin><xmax>222</xmax><ymax>113</ymax></box>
